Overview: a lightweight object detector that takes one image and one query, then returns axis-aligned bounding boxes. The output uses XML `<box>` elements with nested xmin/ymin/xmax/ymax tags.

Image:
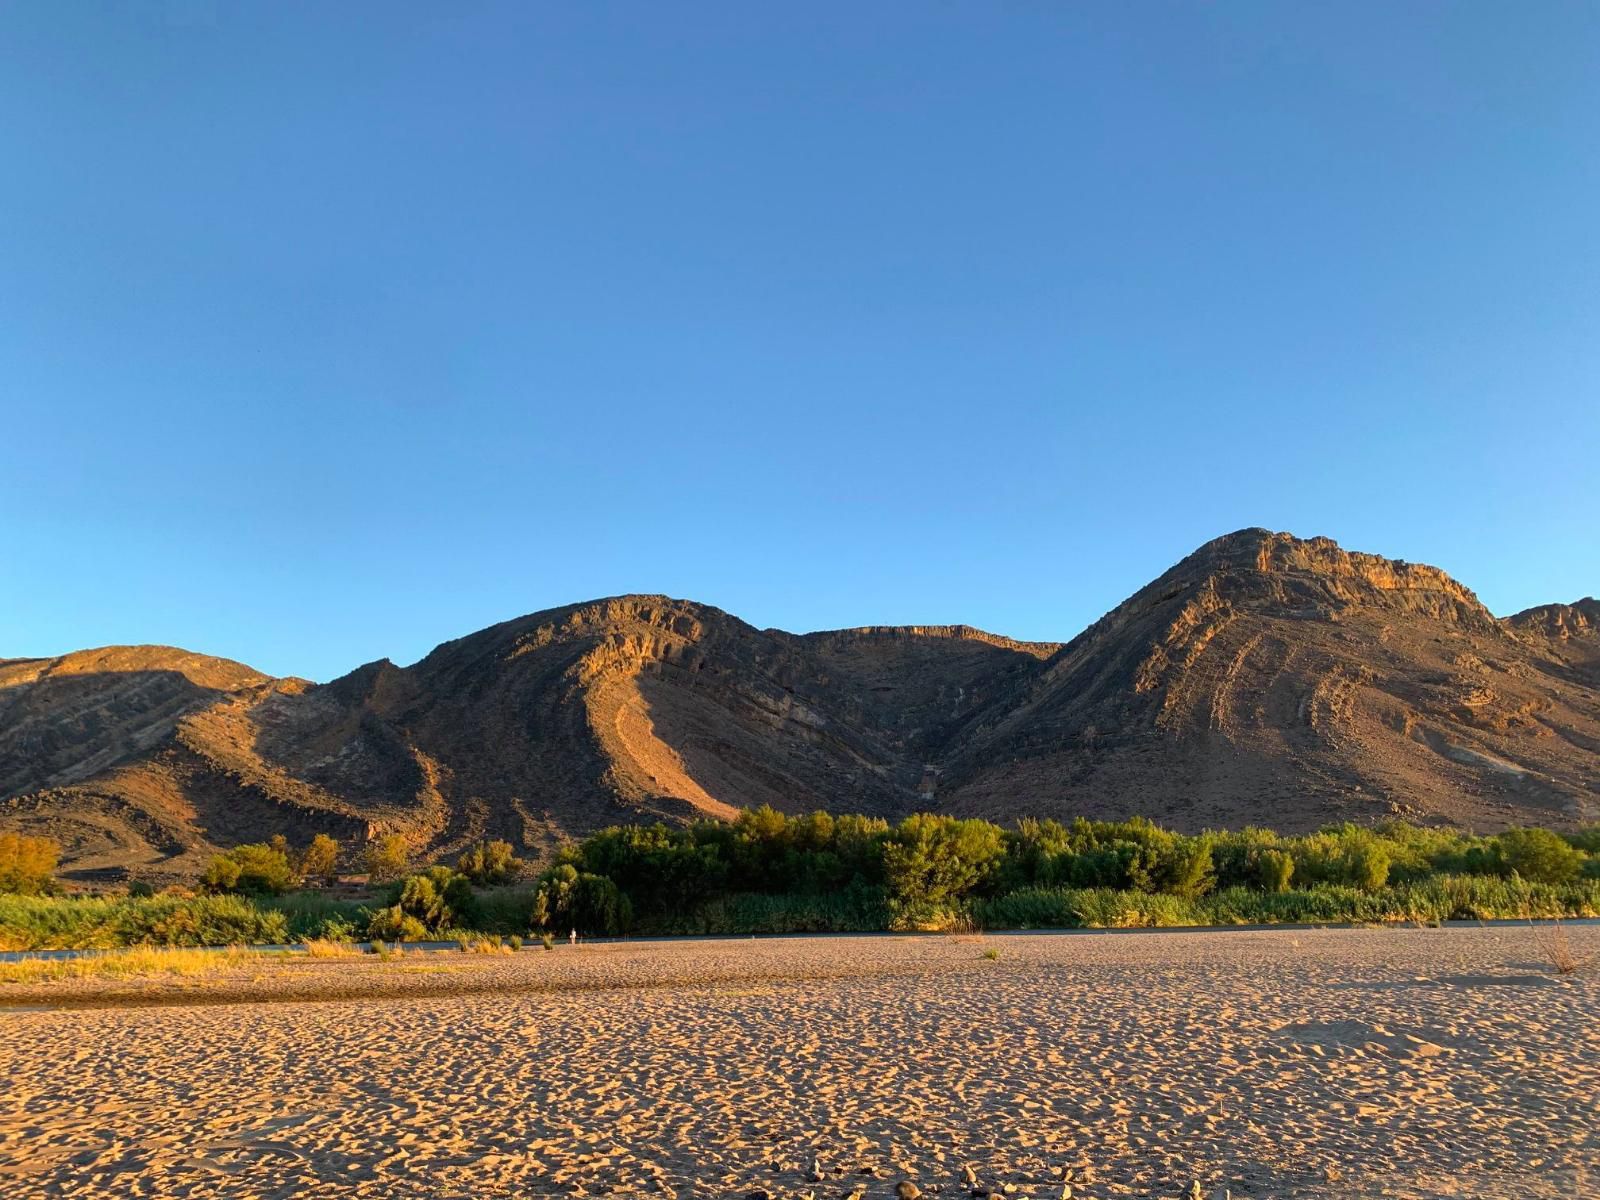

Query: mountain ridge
<box><xmin>3</xmin><ymin>529</ymin><xmax>1596</xmax><ymax>882</ymax></box>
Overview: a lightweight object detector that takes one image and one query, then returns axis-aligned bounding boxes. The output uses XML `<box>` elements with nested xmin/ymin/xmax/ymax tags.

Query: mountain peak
<box><xmin>1157</xmin><ymin>529</ymin><xmax>1494</xmax><ymax>629</ymax></box>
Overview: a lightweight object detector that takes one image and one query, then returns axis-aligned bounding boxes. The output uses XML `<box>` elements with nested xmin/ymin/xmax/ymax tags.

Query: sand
<box><xmin>1</xmin><ymin>926</ymin><xmax>1596</xmax><ymax>1199</ymax></box>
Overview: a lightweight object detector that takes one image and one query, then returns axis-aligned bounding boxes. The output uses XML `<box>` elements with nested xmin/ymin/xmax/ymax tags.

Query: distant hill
<box><xmin>3</xmin><ymin>529</ymin><xmax>1596</xmax><ymax>882</ymax></box>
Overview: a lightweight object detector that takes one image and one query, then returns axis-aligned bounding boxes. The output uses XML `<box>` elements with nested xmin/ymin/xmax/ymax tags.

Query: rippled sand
<box><xmin>2</xmin><ymin>926</ymin><xmax>1596</xmax><ymax>1199</ymax></box>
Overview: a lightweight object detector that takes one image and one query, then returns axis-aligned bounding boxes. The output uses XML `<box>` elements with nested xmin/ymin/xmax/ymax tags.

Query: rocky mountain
<box><xmin>3</xmin><ymin>530</ymin><xmax>1596</xmax><ymax>881</ymax></box>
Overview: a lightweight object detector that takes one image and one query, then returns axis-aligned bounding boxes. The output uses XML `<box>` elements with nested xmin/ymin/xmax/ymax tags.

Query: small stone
<box><xmin>745</xmin><ymin>1191</ymin><xmax>772</xmax><ymax>1200</ymax></box>
<box><xmin>896</xmin><ymin>1184</ymin><xmax>923</xmax><ymax>1200</ymax></box>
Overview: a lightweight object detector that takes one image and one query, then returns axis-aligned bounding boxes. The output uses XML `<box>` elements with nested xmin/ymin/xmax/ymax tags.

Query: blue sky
<box><xmin>3</xmin><ymin>3</ymin><xmax>1597</xmax><ymax>681</ymax></box>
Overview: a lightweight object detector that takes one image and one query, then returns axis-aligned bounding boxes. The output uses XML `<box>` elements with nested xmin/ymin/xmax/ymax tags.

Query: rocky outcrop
<box><xmin>2</xmin><ymin>531</ymin><xmax>1596</xmax><ymax>880</ymax></box>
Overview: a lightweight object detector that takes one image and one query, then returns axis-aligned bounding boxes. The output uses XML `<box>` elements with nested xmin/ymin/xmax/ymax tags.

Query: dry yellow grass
<box><xmin>301</xmin><ymin>939</ymin><xmax>363</xmax><ymax>959</ymax></box>
<box><xmin>458</xmin><ymin>936</ymin><xmax>513</xmax><ymax>954</ymax></box>
<box><xmin>0</xmin><ymin>945</ymin><xmax>262</xmax><ymax>985</ymax></box>
<box><xmin>1527</xmin><ymin>918</ymin><xmax>1596</xmax><ymax>976</ymax></box>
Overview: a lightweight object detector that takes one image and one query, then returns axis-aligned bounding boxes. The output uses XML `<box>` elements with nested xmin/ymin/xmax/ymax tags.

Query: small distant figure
<box><xmin>568</xmin><ymin>927</ymin><xmax>577</xmax><ymax>946</ymax></box>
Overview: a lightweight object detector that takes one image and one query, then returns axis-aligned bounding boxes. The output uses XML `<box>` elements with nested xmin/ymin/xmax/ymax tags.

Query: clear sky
<box><xmin>3</xmin><ymin>3</ymin><xmax>1597</xmax><ymax>682</ymax></box>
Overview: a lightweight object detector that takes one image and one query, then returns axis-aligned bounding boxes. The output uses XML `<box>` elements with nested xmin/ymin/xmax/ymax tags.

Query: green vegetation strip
<box><xmin>4</xmin><ymin>812</ymin><xmax>1599</xmax><ymax>950</ymax></box>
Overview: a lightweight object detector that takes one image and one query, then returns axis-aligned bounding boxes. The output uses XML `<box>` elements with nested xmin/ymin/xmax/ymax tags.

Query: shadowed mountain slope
<box><xmin>3</xmin><ymin>531</ymin><xmax>1595</xmax><ymax>880</ymax></box>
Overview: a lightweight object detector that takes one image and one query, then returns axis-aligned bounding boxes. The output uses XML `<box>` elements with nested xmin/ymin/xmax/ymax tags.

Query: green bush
<box><xmin>470</xmin><ymin>886</ymin><xmax>538</xmax><ymax>934</ymax></box>
<box><xmin>257</xmin><ymin>892</ymin><xmax>370</xmax><ymax>942</ymax></box>
<box><xmin>1292</xmin><ymin>826</ymin><xmax>1391</xmax><ymax>891</ymax></box>
<box><xmin>665</xmin><ymin>886</ymin><xmax>892</xmax><ymax>936</ymax></box>
<box><xmin>366</xmin><ymin>906</ymin><xmax>429</xmax><ymax>942</ymax></box>
<box><xmin>1257</xmin><ymin>848</ymin><xmax>1295</xmax><ymax>892</ymax></box>
<box><xmin>457</xmin><ymin>840</ymin><xmax>524</xmax><ymax>886</ymax></box>
<box><xmin>971</xmin><ymin>887</ymin><xmax>1079</xmax><ymax>929</ymax></box>
<box><xmin>883</xmin><ymin>813</ymin><xmax>1006</xmax><ymax>921</ymax></box>
<box><xmin>386</xmin><ymin>867</ymin><xmax>476</xmax><ymax>933</ymax></box>
<box><xmin>531</xmin><ymin>864</ymin><xmax>632</xmax><ymax>934</ymax></box>
<box><xmin>1492</xmin><ymin>827</ymin><xmax>1585</xmax><ymax>884</ymax></box>
<box><xmin>202</xmin><ymin>843</ymin><xmax>298</xmax><ymax>895</ymax></box>
<box><xmin>1566</xmin><ymin>825</ymin><xmax>1600</xmax><ymax>855</ymax></box>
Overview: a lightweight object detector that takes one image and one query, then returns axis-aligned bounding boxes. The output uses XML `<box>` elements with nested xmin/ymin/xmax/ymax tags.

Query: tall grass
<box><xmin>259</xmin><ymin>892</ymin><xmax>370</xmax><ymax>941</ymax></box>
<box><xmin>0</xmin><ymin>893</ymin><xmax>293</xmax><ymax>951</ymax></box>
<box><xmin>0</xmin><ymin>945</ymin><xmax>263</xmax><ymax>984</ymax></box>
<box><xmin>969</xmin><ymin>876</ymin><xmax>1600</xmax><ymax>930</ymax></box>
<box><xmin>0</xmin><ymin>890</ymin><xmax>384</xmax><ymax>951</ymax></box>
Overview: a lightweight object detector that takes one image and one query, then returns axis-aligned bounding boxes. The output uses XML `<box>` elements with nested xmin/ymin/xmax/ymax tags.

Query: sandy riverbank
<box><xmin>2</xmin><ymin>926</ymin><xmax>1595</xmax><ymax>1198</ymax></box>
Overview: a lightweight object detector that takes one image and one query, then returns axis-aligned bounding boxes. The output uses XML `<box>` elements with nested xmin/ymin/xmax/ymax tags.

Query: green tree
<box><xmin>0</xmin><ymin>833</ymin><xmax>59</xmax><ymax>895</ymax></box>
<box><xmin>299</xmin><ymin>834</ymin><xmax>341</xmax><ymax>886</ymax></box>
<box><xmin>363</xmin><ymin>834</ymin><xmax>411</xmax><ymax>883</ymax></box>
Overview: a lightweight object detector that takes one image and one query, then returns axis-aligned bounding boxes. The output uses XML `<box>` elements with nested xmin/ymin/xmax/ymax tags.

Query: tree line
<box><xmin>5</xmin><ymin>810</ymin><xmax>1598</xmax><ymax>944</ymax></box>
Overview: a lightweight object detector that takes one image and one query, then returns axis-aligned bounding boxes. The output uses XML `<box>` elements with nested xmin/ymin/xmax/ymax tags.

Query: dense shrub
<box><xmin>657</xmin><ymin>885</ymin><xmax>892</xmax><ymax>936</ymax></box>
<box><xmin>1491</xmin><ymin>827</ymin><xmax>1585</xmax><ymax>884</ymax></box>
<box><xmin>457</xmin><ymin>840</ymin><xmax>524</xmax><ymax>886</ymax></box>
<box><xmin>365</xmin><ymin>906</ymin><xmax>429</xmax><ymax>941</ymax></box>
<box><xmin>1567</xmin><ymin>825</ymin><xmax>1600</xmax><ymax>855</ymax></box>
<box><xmin>1292</xmin><ymin>826</ymin><xmax>1391</xmax><ymax>891</ymax></box>
<box><xmin>201</xmin><ymin>843</ymin><xmax>298</xmax><ymax>895</ymax></box>
<box><xmin>883</xmin><ymin>814</ymin><xmax>1006</xmax><ymax>920</ymax></box>
<box><xmin>258</xmin><ymin>892</ymin><xmax>369</xmax><ymax>941</ymax></box>
<box><xmin>531</xmin><ymin>864</ymin><xmax>631</xmax><ymax>934</ymax></box>
<box><xmin>385</xmin><ymin>867</ymin><xmax>476</xmax><ymax>933</ymax></box>
<box><xmin>469</xmin><ymin>886</ymin><xmax>539</xmax><ymax>934</ymax></box>
<box><xmin>1256</xmin><ymin>848</ymin><xmax>1295</xmax><ymax>892</ymax></box>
